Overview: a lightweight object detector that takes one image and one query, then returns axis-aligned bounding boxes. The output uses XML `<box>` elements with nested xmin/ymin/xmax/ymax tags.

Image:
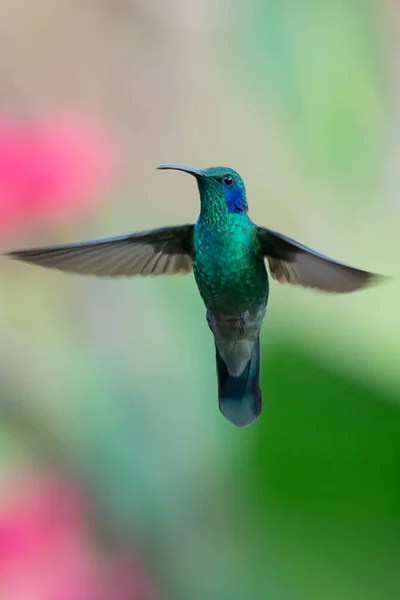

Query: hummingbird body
<box><xmin>190</xmin><ymin>168</ymin><xmax>269</xmax><ymax>424</ymax></box>
<box><xmin>193</xmin><ymin>213</ymin><xmax>268</xmax><ymax>425</ymax></box>
<box><xmin>193</xmin><ymin>214</ymin><xmax>268</xmax><ymax>315</ymax></box>
<box><xmin>5</xmin><ymin>164</ymin><xmax>384</xmax><ymax>427</ymax></box>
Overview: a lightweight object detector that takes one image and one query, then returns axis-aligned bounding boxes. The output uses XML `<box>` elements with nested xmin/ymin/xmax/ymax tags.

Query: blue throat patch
<box><xmin>224</xmin><ymin>186</ymin><xmax>247</xmax><ymax>214</ymax></box>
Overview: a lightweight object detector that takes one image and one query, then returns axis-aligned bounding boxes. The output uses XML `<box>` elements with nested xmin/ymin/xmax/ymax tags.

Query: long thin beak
<box><xmin>157</xmin><ymin>164</ymin><xmax>207</xmax><ymax>178</ymax></box>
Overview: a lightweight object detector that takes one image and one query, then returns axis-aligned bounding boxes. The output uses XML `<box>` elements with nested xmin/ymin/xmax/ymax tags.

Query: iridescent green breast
<box><xmin>192</xmin><ymin>215</ymin><xmax>268</xmax><ymax>314</ymax></box>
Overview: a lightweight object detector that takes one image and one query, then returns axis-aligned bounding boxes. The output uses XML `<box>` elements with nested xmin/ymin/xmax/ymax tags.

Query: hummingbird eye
<box><xmin>223</xmin><ymin>174</ymin><xmax>234</xmax><ymax>186</ymax></box>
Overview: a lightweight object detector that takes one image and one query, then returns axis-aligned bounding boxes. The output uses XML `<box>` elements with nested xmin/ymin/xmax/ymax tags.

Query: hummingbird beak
<box><xmin>157</xmin><ymin>164</ymin><xmax>208</xmax><ymax>178</ymax></box>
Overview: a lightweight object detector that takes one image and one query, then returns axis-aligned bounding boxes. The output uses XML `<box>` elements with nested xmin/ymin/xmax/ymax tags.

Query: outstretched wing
<box><xmin>257</xmin><ymin>227</ymin><xmax>384</xmax><ymax>293</ymax></box>
<box><xmin>5</xmin><ymin>225</ymin><xmax>194</xmax><ymax>277</ymax></box>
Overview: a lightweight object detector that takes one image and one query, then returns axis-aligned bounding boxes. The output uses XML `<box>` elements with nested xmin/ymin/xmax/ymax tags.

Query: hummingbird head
<box><xmin>157</xmin><ymin>164</ymin><xmax>248</xmax><ymax>215</ymax></box>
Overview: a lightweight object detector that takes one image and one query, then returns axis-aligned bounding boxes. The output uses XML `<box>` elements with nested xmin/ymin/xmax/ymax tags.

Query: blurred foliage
<box><xmin>252</xmin><ymin>341</ymin><xmax>400</xmax><ymax>600</ymax></box>
<box><xmin>229</xmin><ymin>0</ymin><xmax>386</xmax><ymax>185</ymax></box>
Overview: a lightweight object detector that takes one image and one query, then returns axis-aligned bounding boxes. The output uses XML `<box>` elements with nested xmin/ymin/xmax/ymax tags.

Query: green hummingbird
<box><xmin>5</xmin><ymin>165</ymin><xmax>383</xmax><ymax>427</ymax></box>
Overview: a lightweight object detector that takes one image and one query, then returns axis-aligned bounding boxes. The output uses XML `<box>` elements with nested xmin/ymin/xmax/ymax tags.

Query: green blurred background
<box><xmin>0</xmin><ymin>1</ymin><xmax>399</xmax><ymax>598</ymax></box>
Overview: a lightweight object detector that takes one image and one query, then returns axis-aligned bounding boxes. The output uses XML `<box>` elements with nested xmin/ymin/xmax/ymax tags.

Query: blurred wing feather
<box><xmin>5</xmin><ymin>225</ymin><xmax>194</xmax><ymax>277</ymax></box>
<box><xmin>257</xmin><ymin>227</ymin><xmax>384</xmax><ymax>293</ymax></box>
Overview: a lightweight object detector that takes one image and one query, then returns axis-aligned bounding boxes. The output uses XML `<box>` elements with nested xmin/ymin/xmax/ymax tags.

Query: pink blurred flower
<box><xmin>0</xmin><ymin>473</ymin><xmax>157</xmax><ymax>600</ymax></box>
<box><xmin>0</xmin><ymin>114</ymin><xmax>116</xmax><ymax>233</ymax></box>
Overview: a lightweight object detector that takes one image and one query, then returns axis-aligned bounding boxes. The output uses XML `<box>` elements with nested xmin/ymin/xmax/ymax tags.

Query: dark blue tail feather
<box><xmin>216</xmin><ymin>337</ymin><xmax>262</xmax><ymax>427</ymax></box>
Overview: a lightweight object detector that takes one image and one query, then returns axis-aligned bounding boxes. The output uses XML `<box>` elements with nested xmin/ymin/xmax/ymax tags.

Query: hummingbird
<box><xmin>5</xmin><ymin>165</ymin><xmax>383</xmax><ymax>427</ymax></box>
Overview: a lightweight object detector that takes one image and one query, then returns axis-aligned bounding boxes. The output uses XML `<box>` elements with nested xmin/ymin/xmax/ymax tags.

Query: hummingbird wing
<box><xmin>5</xmin><ymin>225</ymin><xmax>194</xmax><ymax>277</ymax></box>
<box><xmin>257</xmin><ymin>227</ymin><xmax>384</xmax><ymax>293</ymax></box>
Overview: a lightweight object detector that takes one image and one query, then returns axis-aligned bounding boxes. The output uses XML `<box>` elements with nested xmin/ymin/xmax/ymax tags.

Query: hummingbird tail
<box><xmin>215</xmin><ymin>336</ymin><xmax>262</xmax><ymax>427</ymax></box>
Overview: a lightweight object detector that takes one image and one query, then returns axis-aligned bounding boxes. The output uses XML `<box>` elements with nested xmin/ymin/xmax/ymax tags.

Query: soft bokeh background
<box><xmin>0</xmin><ymin>1</ymin><xmax>399</xmax><ymax>598</ymax></box>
